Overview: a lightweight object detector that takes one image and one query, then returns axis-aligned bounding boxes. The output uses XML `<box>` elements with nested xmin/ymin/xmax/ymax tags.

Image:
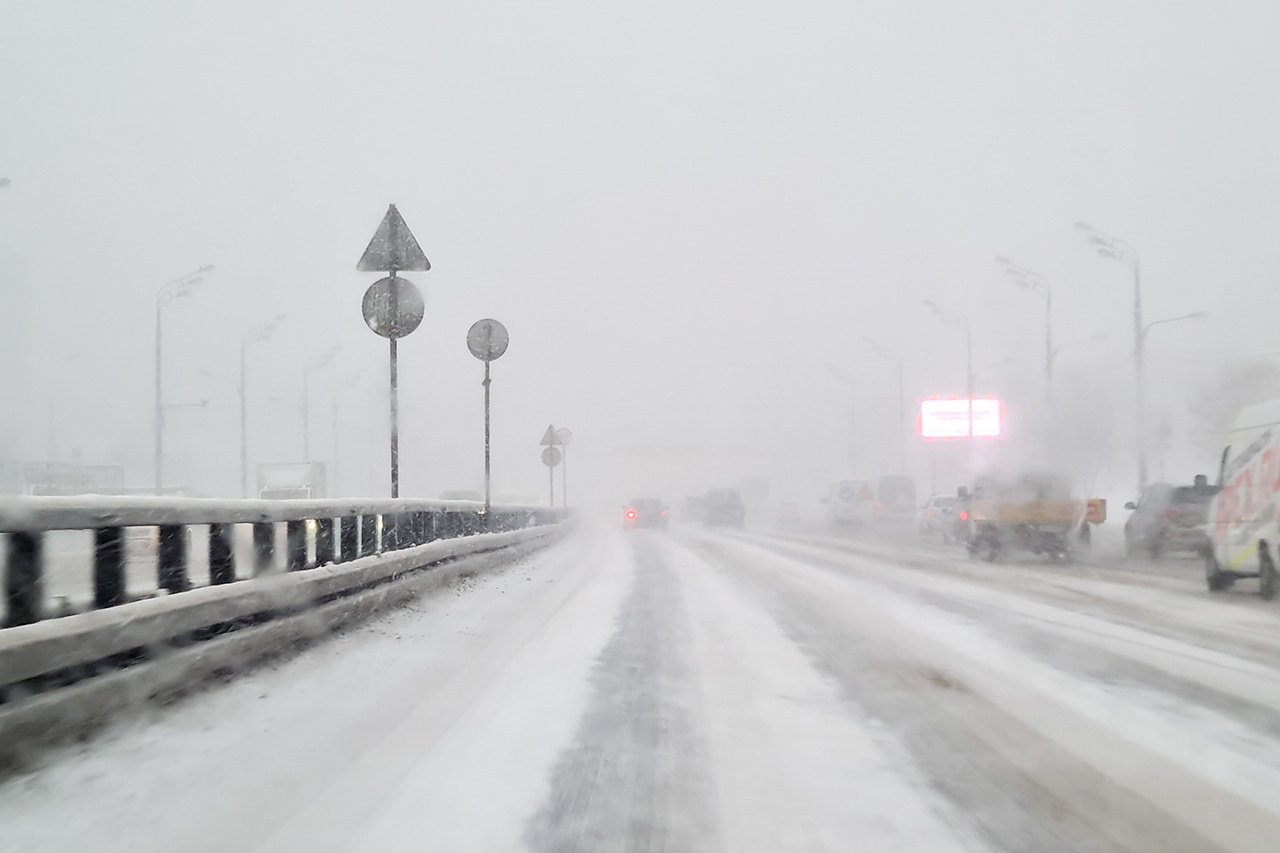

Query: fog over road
<box><xmin>4</xmin><ymin>523</ymin><xmax>1280</xmax><ymax>852</ymax></box>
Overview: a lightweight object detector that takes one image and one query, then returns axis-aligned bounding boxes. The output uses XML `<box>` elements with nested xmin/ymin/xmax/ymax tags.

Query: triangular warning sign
<box><xmin>357</xmin><ymin>204</ymin><xmax>431</xmax><ymax>272</ymax></box>
<box><xmin>540</xmin><ymin>425</ymin><xmax>560</xmax><ymax>446</ymax></box>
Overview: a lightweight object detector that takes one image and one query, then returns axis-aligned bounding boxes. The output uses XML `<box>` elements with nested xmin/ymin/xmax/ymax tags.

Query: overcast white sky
<box><xmin>3</xmin><ymin>0</ymin><xmax>1280</xmax><ymax>504</ymax></box>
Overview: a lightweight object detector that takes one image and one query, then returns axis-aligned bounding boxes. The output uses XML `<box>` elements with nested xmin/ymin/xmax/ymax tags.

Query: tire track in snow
<box><xmin>524</xmin><ymin>534</ymin><xmax>716</xmax><ymax>852</ymax></box>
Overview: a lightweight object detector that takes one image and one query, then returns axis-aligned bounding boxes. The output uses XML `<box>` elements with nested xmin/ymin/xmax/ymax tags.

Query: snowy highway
<box><xmin>4</xmin><ymin>523</ymin><xmax>1280</xmax><ymax>852</ymax></box>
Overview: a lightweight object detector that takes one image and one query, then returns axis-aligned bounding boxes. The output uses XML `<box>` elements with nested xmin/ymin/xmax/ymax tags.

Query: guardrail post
<box><xmin>360</xmin><ymin>515</ymin><xmax>377</xmax><ymax>557</ymax></box>
<box><xmin>4</xmin><ymin>531</ymin><xmax>44</xmax><ymax>626</ymax></box>
<box><xmin>286</xmin><ymin>521</ymin><xmax>307</xmax><ymax>571</ymax></box>
<box><xmin>412</xmin><ymin>512</ymin><xmax>427</xmax><ymax>546</ymax></box>
<box><xmin>252</xmin><ymin>522</ymin><xmax>274</xmax><ymax>575</ymax></box>
<box><xmin>157</xmin><ymin>525</ymin><xmax>190</xmax><ymax>594</ymax></box>
<box><xmin>209</xmin><ymin>523</ymin><xmax>235</xmax><ymax>585</ymax></box>
<box><xmin>339</xmin><ymin>517</ymin><xmax>357</xmax><ymax>563</ymax></box>
<box><xmin>316</xmin><ymin>518</ymin><xmax>336</xmax><ymax>565</ymax></box>
<box><xmin>93</xmin><ymin>527</ymin><xmax>127</xmax><ymax>608</ymax></box>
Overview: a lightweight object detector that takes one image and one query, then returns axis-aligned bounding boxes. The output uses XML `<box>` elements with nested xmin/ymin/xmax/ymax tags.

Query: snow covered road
<box><xmin>3</xmin><ymin>523</ymin><xmax>1280</xmax><ymax>852</ymax></box>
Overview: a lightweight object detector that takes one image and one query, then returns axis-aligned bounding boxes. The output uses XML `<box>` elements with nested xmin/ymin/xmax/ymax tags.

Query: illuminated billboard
<box><xmin>920</xmin><ymin>398</ymin><xmax>1002</xmax><ymax>439</ymax></box>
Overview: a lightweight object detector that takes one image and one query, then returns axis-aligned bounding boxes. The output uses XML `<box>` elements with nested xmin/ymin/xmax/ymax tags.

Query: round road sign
<box><xmin>541</xmin><ymin>447</ymin><xmax>562</xmax><ymax>467</ymax></box>
<box><xmin>466</xmin><ymin>318</ymin><xmax>510</xmax><ymax>361</ymax></box>
<box><xmin>362</xmin><ymin>276</ymin><xmax>425</xmax><ymax>338</ymax></box>
<box><xmin>554</xmin><ymin>427</ymin><xmax>573</xmax><ymax>446</ymax></box>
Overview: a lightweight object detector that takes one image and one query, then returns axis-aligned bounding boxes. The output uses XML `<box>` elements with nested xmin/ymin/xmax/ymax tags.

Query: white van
<box><xmin>826</xmin><ymin>479</ymin><xmax>876</xmax><ymax>527</ymax></box>
<box><xmin>1205</xmin><ymin>400</ymin><xmax>1280</xmax><ymax>598</ymax></box>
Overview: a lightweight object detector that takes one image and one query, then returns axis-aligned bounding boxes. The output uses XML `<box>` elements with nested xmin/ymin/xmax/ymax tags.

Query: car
<box><xmin>1123</xmin><ymin>478</ymin><xmax>1219</xmax><ymax>558</ymax></box>
<box><xmin>917</xmin><ymin>495</ymin><xmax>960</xmax><ymax>538</ymax></box>
<box><xmin>1206</xmin><ymin>400</ymin><xmax>1280</xmax><ymax>596</ymax></box>
<box><xmin>703</xmin><ymin>488</ymin><xmax>746</xmax><ymax>528</ymax></box>
<box><xmin>624</xmin><ymin>498</ymin><xmax>669</xmax><ymax>529</ymax></box>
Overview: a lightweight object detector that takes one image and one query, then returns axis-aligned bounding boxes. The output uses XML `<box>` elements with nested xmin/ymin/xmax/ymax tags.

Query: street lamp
<box><xmin>922</xmin><ymin>300</ymin><xmax>973</xmax><ymax>439</ymax></box>
<box><xmin>1075</xmin><ymin>221</ymin><xmax>1150</xmax><ymax>489</ymax></box>
<box><xmin>996</xmin><ymin>257</ymin><xmax>1053</xmax><ymax>389</ymax></box>
<box><xmin>303</xmin><ymin>345</ymin><xmax>341</xmax><ymax>463</ymax></box>
<box><xmin>1047</xmin><ymin>333</ymin><xmax>1106</xmax><ymax>376</ymax></box>
<box><xmin>154</xmin><ymin>264</ymin><xmax>214</xmax><ymax>493</ymax></box>
<box><xmin>240</xmin><ymin>315</ymin><xmax>286</xmax><ymax>497</ymax></box>
<box><xmin>863</xmin><ymin>337</ymin><xmax>907</xmax><ymax>473</ymax></box>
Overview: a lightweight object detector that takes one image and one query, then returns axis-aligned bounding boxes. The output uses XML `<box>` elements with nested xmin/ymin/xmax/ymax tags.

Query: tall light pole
<box><xmin>922</xmin><ymin>300</ymin><xmax>973</xmax><ymax>439</ymax></box>
<box><xmin>239</xmin><ymin>315</ymin><xmax>285</xmax><ymax>497</ymax></box>
<box><xmin>1075</xmin><ymin>222</ymin><xmax>1147</xmax><ymax>489</ymax></box>
<box><xmin>863</xmin><ymin>337</ymin><xmax>907</xmax><ymax>473</ymax></box>
<box><xmin>303</xmin><ymin>345</ymin><xmax>341</xmax><ymax>463</ymax></box>
<box><xmin>154</xmin><ymin>265</ymin><xmax>213</xmax><ymax>493</ymax></box>
<box><xmin>996</xmin><ymin>257</ymin><xmax>1052</xmax><ymax>390</ymax></box>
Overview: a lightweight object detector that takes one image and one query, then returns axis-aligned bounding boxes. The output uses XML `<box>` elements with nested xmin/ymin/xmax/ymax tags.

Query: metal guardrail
<box><xmin>0</xmin><ymin>496</ymin><xmax>564</xmax><ymax>628</ymax></box>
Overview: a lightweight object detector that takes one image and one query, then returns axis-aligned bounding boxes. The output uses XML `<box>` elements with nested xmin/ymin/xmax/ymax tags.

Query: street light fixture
<box><xmin>239</xmin><ymin>314</ymin><xmax>286</xmax><ymax>497</ymax></box>
<box><xmin>996</xmin><ymin>257</ymin><xmax>1053</xmax><ymax>389</ymax></box>
<box><xmin>922</xmin><ymin>300</ymin><xmax>974</xmax><ymax>439</ymax></box>
<box><xmin>1047</xmin><ymin>333</ymin><xmax>1107</xmax><ymax>375</ymax></box>
<box><xmin>1075</xmin><ymin>221</ymin><xmax>1150</xmax><ymax>490</ymax></box>
<box><xmin>154</xmin><ymin>265</ymin><xmax>214</xmax><ymax>493</ymax></box>
<box><xmin>303</xmin><ymin>345</ymin><xmax>341</xmax><ymax>463</ymax></box>
<box><xmin>863</xmin><ymin>337</ymin><xmax>908</xmax><ymax>473</ymax></box>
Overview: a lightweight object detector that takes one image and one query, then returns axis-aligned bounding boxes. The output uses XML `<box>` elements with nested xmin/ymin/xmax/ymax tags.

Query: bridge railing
<box><xmin>0</xmin><ymin>496</ymin><xmax>564</xmax><ymax>628</ymax></box>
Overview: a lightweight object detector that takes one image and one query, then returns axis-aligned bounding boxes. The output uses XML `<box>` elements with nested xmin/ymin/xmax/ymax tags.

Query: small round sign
<box><xmin>467</xmin><ymin>318</ymin><xmax>510</xmax><ymax>362</ymax></box>
<box><xmin>362</xmin><ymin>276</ymin><xmax>425</xmax><ymax>338</ymax></box>
<box><xmin>554</xmin><ymin>427</ymin><xmax>573</xmax><ymax>446</ymax></box>
<box><xmin>541</xmin><ymin>447</ymin><xmax>562</xmax><ymax>467</ymax></box>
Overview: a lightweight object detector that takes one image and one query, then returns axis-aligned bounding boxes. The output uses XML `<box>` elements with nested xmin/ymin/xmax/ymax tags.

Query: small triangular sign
<box><xmin>357</xmin><ymin>204</ymin><xmax>431</xmax><ymax>272</ymax></box>
<box><xmin>540</xmin><ymin>425</ymin><xmax>560</xmax><ymax>446</ymax></box>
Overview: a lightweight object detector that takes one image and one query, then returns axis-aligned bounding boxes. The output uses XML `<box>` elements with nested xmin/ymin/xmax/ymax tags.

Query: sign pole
<box><xmin>388</xmin><ymin>269</ymin><xmax>400</xmax><ymax>498</ymax></box>
<box><xmin>560</xmin><ymin>444</ymin><xmax>568</xmax><ymax>508</ymax></box>
<box><xmin>483</xmin><ymin>358</ymin><xmax>492</xmax><ymax>512</ymax></box>
<box><xmin>548</xmin><ymin>459</ymin><xmax>555</xmax><ymax>507</ymax></box>
<box><xmin>357</xmin><ymin>203</ymin><xmax>430</xmax><ymax>500</ymax></box>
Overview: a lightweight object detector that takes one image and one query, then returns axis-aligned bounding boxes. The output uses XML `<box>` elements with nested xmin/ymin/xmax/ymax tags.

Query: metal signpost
<box><xmin>467</xmin><ymin>319</ymin><xmax>510</xmax><ymax>512</ymax></box>
<box><xmin>358</xmin><ymin>204</ymin><xmax>429</xmax><ymax>498</ymax></box>
<box><xmin>540</xmin><ymin>425</ymin><xmax>562</xmax><ymax>507</ymax></box>
<box><xmin>554</xmin><ymin>427</ymin><xmax>573</xmax><ymax>507</ymax></box>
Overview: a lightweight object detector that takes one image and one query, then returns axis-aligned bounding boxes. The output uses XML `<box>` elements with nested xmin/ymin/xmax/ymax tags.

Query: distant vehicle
<box><xmin>624</xmin><ymin>498</ymin><xmax>669</xmax><ymax>529</ymax></box>
<box><xmin>1123</xmin><ymin>477</ymin><xmax>1219</xmax><ymax>558</ymax></box>
<box><xmin>704</xmin><ymin>488</ymin><xmax>746</xmax><ymax>528</ymax></box>
<box><xmin>965</xmin><ymin>472</ymin><xmax>1104</xmax><ymax>562</ymax></box>
<box><xmin>918</xmin><ymin>495</ymin><xmax>960</xmax><ymax>538</ymax></box>
<box><xmin>875</xmin><ymin>475</ymin><xmax>917</xmax><ymax>522</ymax></box>
<box><xmin>258</xmin><ymin>462</ymin><xmax>325</xmax><ymax>500</ymax></box>
<box><xmin>1205</xmin><ymin>401</ymin><xmax>1280</xmax><ymax>597</ymax></box>
<box><xmin>825</xmin><ymin>479</ymin><xmax>875</xmax><ymax>527</ymax></box>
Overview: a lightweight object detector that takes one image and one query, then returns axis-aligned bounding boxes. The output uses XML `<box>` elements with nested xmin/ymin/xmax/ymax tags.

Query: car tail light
<box><xmin>626</xmin><ymin>509</ymin><xmax>637</xmax><ymax>520</ymax></box>
<box><xmin>959</xmin><ymin>511</ymin><xmax>969</xmax><ymax>521</ymax></box>
<box><xmin>1164</xmin><ymin>507</ymin><xmax>1181</xmax><ymax>519</ymax></box>
<box><xmin>661</xmin><ymin>510</ymin><xmax>668</xmax><ymax>517</ymax></box>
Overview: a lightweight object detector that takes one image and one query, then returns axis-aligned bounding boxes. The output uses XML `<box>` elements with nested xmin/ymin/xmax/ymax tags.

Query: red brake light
<box><xmin>1164</xmin><ymin>507</ymin><xmax>1181</xmax><ymax>519</ymax></box>
<box><xmin>661</xmin><ymin>510</ymin><xmax>668</xmax><ymax>517</ymax></box>
<box><xmin>959</xmin><ymin>511</ymin><xmax>970</xmax><ymax>521</ymax></box>
<box><xmin>626</xmin><ymin>509</ymin><xmax>637</xmax><ymax>520</ymax></box>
